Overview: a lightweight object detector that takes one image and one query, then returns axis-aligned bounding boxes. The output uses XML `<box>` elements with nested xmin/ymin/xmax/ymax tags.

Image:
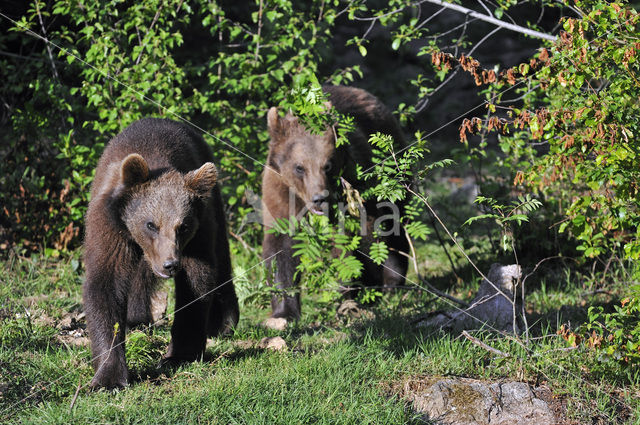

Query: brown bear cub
<box><xmin>262</xmin><ymin>85</ymin><xmax>409</xmax><ymax>322</ymax></box>
<box><xmin>83</xmin><ymin>118</ymin><xmax>239</xmax><ymax>389</ymax></box>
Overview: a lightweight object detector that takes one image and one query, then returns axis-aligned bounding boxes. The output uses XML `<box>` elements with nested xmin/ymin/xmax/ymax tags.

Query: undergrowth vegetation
<box><xmin>1</xmin><ymin>241</ymin><xmax>638</xmax><ymax>423</ymax></box>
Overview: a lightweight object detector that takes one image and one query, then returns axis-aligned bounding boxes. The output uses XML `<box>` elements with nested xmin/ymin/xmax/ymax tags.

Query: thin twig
<box><xmin>229</xmin><ymin>230</ymin><xmax>255</xmax><ymax>253</ymax></box>
<box><xmin>462</xmin><ymin>330</ymin><xmax>510</xmax><ymax>357</ymax></box>
<box><xmin>0</xmin><ymin>50</ymin><xmax>60</xmax><ymax>63</ymax></box>
<box><xmin>425</xmin><ymin>209</ymin><xmax>461</xmax><ymax>280</ymax></box>
<box><xmin>475</xmin><ymin>0</ymin><xmax>492</xmax><ymax>16</ymax></box>
<box><xmin>498</xmin><ymin>330</ymin><xmax>531</xmax><ymax>354</ymax></box>
<box><xmin>415</xmin><ymin>26</ymin><xmax>500</xmax><ymax>113</ymax></box>
<box><xmin>466</xmin><ymin>25</ymin><xmax>501</xmax><ymax>57</ymax></box>
<box><xmin>135</xmin><ymin>5</ymin><xmax>163</xmax><ymax>66</ymax></box>
<box><xmin>531</xmin><ymin>346</ymin><xmax>579</xmax><ymax>357</ymax></box>
<box><xmin>429</xmin><ymin>17</ymin><xmax>480</xmax><ymax>39</ymax></box>
<box><xmin>232</xmin><ymin>161</ymin><xmax>252</xmax><ymax>176</ymax></box>
<box><xmin>403</xmin><ymin>225</ymin><xmax>468</xmax><ymax>307</ymax></box>
<box><xmin>453</xmin><ymin>11</ymin><xmax>469</xmax><ymax>57</ymax></box>
<box><xmin>415</xmin><ymin>7</ymin><xmax>446</xmax><ymax>30</ymax></box>
<box><xmin>254</xmin><ymin>0</ymin><xmax>264</xmax><ymax>63</ymax></box>
<box><xmin>317</xmin><ymin>0</ymin><xmax>325</xmax><ymax>22</ymax></box>
<box><xmin>598</xmin><ymin>252</ymin><xmax>615</xmax><ymax>288</ymax></box>
<box><xmin>68</xmin><ymin>379</ymin><xmax>82</xmax><ymax>411</ymax></box>
<box><xmin>403</xmin><ymin>224</ymin><xmax>421</xmax><ymax>279</ymax></box>
<box><xmin>521</xmin><ymin>255</ymin><xmax>571</xmax><ymax>289</ymax></box>
<box><xmin>361</xmin><ymin>19</ymin><xmax>377</xmax><ymax>41</ymax></box>
<box><xmin>211</xmin><ymin>349</ymin><xmax>232</xmax><ymax>364</ymax></box>
<box><xmin>419</xmin><ymin>278</ymin><xmax>470</xmax><ymax>308</ymax></box>
<box><xmin>407</xmin><ymin>186</ymin><xmax>512</xmax><ymax>302</ymax></box>
<box><xmin>35</xmin><ymin>1</ymin><xmax>59</xmax><ymax>80</ymax></box>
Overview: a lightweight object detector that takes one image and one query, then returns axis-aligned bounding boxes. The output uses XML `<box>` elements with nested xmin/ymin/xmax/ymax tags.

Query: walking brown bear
<box><xmin>83</xmin><ymin>118</ymin><xmax>239</xmax><ymax>389</ymax></box>
<box><xmin>262</xmin><ymin>85</ymin><xmax>409</xmax><ymax>323</ymax></box>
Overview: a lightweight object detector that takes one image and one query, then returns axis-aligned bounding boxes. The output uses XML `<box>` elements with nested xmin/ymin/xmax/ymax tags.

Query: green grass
<box><xmin>1</xmin><ymin>243</ymin><xmax>639</xmax><ymax>424</ymax></box>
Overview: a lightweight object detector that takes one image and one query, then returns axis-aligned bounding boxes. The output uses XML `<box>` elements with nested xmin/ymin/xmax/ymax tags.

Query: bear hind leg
<box><xmin>382</xmin><ymin>232</ymin><xmax>409</xmax><ymax>288</ymax></box>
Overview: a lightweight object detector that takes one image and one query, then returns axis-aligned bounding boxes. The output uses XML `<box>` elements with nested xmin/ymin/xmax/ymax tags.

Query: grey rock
<box><xmin>337</xmin><ymin>299</ymin><xmax>375</xmax><ymax>320</ymax></box>
<box><xmin>257</xmin><ymin>336</ymin><xmax>287</xmax><ymax>351</ymax></box>
<box><xmin>263</xmin><ymin>317</ymin><xmax>288</xmax><ymax>331</ymax></box>
<box><xmin>419</xmin><ymin>264</ymin><xmax>522</xmax><ymax>333</ymax></box>
<box><xmin>405</xmin><ymin>377</ymin><xmax>555</xmax><ymax>425</ymax></box>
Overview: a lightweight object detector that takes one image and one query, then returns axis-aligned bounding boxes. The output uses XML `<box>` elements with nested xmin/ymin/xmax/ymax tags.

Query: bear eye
<box><xmin>146</xmin><ymin>221</ymin><xmax>158</xmax><ymax>232</ymax></box>
<box><xmin>294</xmin><ymin>165</ymin><xmax>305</xmax><ymax>175</ymax></box>
<box><xmin>323</xmin><ymin>161</ymin><xmax>332</xmax><ymax>172</ymax></box>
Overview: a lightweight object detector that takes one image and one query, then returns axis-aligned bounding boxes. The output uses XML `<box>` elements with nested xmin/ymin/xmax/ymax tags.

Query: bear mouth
<box><xmin>309</xmin><ymin>206</ymin><xmax>326</xmax><ymax>216</ymax></box>
<box><xmin>152</xmin><ymin>267</ymin><xmax>173</xmax><ymax>279</ymax></box>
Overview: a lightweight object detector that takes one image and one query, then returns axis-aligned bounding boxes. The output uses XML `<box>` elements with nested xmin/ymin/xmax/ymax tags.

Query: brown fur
<box><xmin>83</xmin><ymin>118</ymin><xmax>238</xmax><ymax>389</ymax></box>
<box><xmin>262</xmin><ymin>85</ymin><xmax>409</xmax><ymax>320</ymax></box>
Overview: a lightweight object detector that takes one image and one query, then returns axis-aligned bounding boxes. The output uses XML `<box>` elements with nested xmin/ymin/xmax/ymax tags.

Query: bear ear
<box><xmin>267</xmin><ymin>107</ymin><xmax>282</xmax><ymax>139</ymax></box>
<box><xmin>185</xmin><ymin>162</ymin><xmax>218</xmax><ymax>197</ymax></box>
<box><xmin>120</xmin><ymin>154</ymin><xmax>149</xmax><ymax>187</ymax></box>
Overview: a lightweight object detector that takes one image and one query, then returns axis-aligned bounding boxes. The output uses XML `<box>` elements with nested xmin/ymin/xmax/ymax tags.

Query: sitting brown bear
<box><xmin>83</xmin><ymin>118</ymin><xmax>239</xmax><ymax>389</ymax></box>
<box><xmin>261</xmin><ymin>85</ymin><xmax>409</xmax><ymax>322</ymax></box>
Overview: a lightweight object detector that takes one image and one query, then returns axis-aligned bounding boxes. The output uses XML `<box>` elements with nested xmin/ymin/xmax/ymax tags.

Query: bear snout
<box><xmin>150</xmin><ymin>257</ymin><xmax>180</xmax><ymax>279</ymax></box>
<box><xmin>312</xmin><ymin>193</ymin><xmax>327</xmax><ymax>205</ymax></box>
<box><xmin>310</xmin><ymin>191</ymin><xmax>329</xmax><ymax>215</ymax></box>
<box><xmin>162</xmin><ymin>259</ymin><xmax>180</xmax><ymax>277</ymax></box>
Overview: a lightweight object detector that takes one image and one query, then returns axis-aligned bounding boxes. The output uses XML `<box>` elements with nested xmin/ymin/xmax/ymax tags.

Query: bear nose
<box><xmin>163</xmin><ymin>260</ymin><xmax>179</xmax><ymax>275</ymax></box>
<box><xmin>312</xmin><ymin>193</ymin><xmax>327</xmax><ymax>205</ymax></box>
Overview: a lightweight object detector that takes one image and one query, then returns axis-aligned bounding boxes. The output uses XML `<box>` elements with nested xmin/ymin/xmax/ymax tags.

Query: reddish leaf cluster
<box><xmin>623</xmin><ymin>42</ymin><xmax>640</xmax><ymax>68</ymax></box>
<box><xmin>459</xmin><ymin>54</ymin><xmax>497</xmax><ymax>85</ymax></box>
<box><xmin>458</xmin><ymin>117</ymin><xmax>483</xmax><ymax>142</ymax></box>
<box><xmin>460</xmin><ymin>103</ymin><xmax>550</xmax><ymax>146</ymax></box>
<box><xmin>431</xmin><ymin>51</ymin><xmax>496</xmax><ymax>86</ymax></box>
<box><xmin>559</xmin><ymin>30</ymin><xmax>573</xmax><ymax>46</ymax></box>
<box><xmin>513</xmin><ymin>171</ymin><xmax>525</xmax><ymax>186</ymax></box>
<box><xmin>557</xmin><ymin>324</ymin><xmax>581</xmax><ymax>347</ymax></box>
<box><xmin>486</xmin><ymin>115</ymin><xmax>507</xmax><ymax>133</ymax></box>
<box><xmin>539</xmin><ymin>47</ymin><xmax>549</xmax><ymax>62</ymax></box>
<box><xmin>432</xmin><ymin>48</ymin><xmax>551</xmax><ymax>88</ymax></box>
<box><xmin>431</xmin><ymin>51</ymin><xmax>455</xmax><ymax>72</ymax></box>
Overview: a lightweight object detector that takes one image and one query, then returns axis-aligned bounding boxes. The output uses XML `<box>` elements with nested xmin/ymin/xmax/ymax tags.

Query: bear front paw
<box><xmin>89</xmin><ymin>363</ymin><xmax>128</xmax><ymax>390</ymax></box>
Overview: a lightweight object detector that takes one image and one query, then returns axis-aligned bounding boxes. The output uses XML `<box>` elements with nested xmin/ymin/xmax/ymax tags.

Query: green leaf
<box><xmin>464</xmin><ymin>214</ymin><xmax>498</xmax><ymax>226</ymax></box>
<box><xmin>369</xmin><ymin>241</ymin><xmax>389</xmax><ymax>265</ymax></box>
<box><xmin>405</xmin><ymin>222</ymin><xmax>430</xmax><ymax>241</ymax></box>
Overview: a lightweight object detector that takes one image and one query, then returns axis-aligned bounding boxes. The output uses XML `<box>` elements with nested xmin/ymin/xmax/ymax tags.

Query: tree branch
<box><xmin>422</xmin><ymin>0</ymin><xmax>557</xmax><ymax>42</ymax></box>
<box><xmin>254</xmin><ymin>0</ymin><xmax>264</xmax><ymax>63</ymax></box>
<box><xmin>462</xmin><ymin>330</ymin><xmax>510</xmax><ymax>357</ymax></box>
<box><xmin>135</xmin><ymin>5</ymin><xmax>163</xmax><ymax>66</ymax></box>
<box><xmin>35</xmin><ymin>1</ymin><xmax>60</xmax><ymax>80</ymax></box>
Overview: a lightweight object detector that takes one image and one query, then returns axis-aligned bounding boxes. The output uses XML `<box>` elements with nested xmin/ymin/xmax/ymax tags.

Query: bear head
<box><xmin>118</xmin><ymin>154</ymin><xmax>218</xmax><ymax>278</ymax></box>
<box><xmin>266</xmin><ymin>107</ymin><xmax>336</xmax><ymax>216</ymax></box>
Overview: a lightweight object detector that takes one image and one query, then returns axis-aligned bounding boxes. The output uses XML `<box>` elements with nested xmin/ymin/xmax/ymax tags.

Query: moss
<box><xmin>444</xmin><ymin>382</ymin><xmax>485</xmax><ymax>420</ymax></box>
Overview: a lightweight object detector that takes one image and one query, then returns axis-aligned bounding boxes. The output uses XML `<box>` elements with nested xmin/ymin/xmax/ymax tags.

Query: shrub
<box><xmin>0</xmin><ymin>0</ymin><xmax>344</xmax><ymax>254</ymax></box>
<box><xmin>459</xmin><ymin>0</ymin><xmax>640</xmax><ymax>260</ymax></box>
